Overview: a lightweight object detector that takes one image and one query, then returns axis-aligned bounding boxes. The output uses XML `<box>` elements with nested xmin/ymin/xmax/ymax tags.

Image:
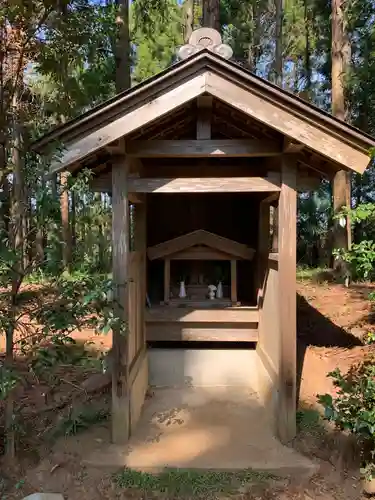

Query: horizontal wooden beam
<box><xmin>128</xmin><ymin>176</ymin><xmax>281</xmax><ymax>193</ymax></box>
<box><xmin>89</xmin><ymin>167</ymin><xmax>321</xmax><ymax>194</ymax></box>
<box><xmin>146</xmin><ymin>307</ymin><xmax>259</xmax><ymax>323</ymax></box>
<box><xmin>147</xmin><ymin>324</ymin><xmax>259</xmax><ymax>342</ymax></box>
<box><xmin>126</xmin><ymin>139</ymin><xmax>282</xmax><ymax>158</ymax></box>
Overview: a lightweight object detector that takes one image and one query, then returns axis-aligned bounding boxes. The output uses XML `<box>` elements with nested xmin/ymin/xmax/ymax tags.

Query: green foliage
<box><xmin>114</xmin><ymin>467</ymin><xmax>276</xmax><ymax>498</ymax></box>
<box><xmin>334</xmin><ymin>241</ymin><xmax>375</xmax><ymax>280</ymax></box>
<box><xmin>0</xmin><ymin>368</ymin><xmax>19</xmax><ymax>402</ymax></box>
<box><xmin>364</xmin><ymin>331</ymin><xmax>375</xmax><ymax>345</ymax></box>
<box><xmin>343</xmin><ymin>203</ymin><xmax>375</xmax><ymax>225</ymax></box>
<box><xmin>297</xmin><ymin>182</ymin><xmax>332</xmax><ymax>268</ymax></box>
<box><xmin>296</xmin><ymin>266</ymin><xmax>329</xmax><ymax>281</ymax></box>
<box><xmin>333</xmin><ymin>203</ymin><xmax>375</xmax><ymax>280</ymax></box>
<box><xmin>318</xmin><ymin>359</ymin><xmax>375</xmax><ymax>479</ymax></box>
<box><xmin>52</xmin><ymin>406</ymin><xmax>109</xmax><ymax>439</ymax></box>
<box><xmin>131</xmin><ymin>0</ymin><xmax>182</xmax><ymax>85</ymax></box>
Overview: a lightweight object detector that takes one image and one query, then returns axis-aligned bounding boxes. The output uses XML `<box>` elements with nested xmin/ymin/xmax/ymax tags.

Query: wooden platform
<box><xmin>145</xmin><ymin>306</ymin><xmax>259</xmax><ymax>342</ymax></box>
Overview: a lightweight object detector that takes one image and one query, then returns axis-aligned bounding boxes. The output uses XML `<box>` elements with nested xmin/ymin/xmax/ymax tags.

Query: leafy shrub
<box><xmin>334</xmin><ymin>202</ymin><xmax>375</xmax><ymax>281</ymax></box>
<box><xmin>334</xmin><ymin>240</ymin><xmax>375</xmax><ymax>281</ymax></box>
<box><xmin>317</xmin><ymin>358</ymin><xmax>375</xmax><ymax>479</ymax></box>
<box><xmin>364</xmin><ymin>331</ymin><xmax>375</xmax><ymax>345</ymax></box>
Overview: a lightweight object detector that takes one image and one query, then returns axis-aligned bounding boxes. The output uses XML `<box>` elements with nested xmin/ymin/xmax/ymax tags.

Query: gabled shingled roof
<box><xmin>33</xmin><ymin>49</ymin><xmax>375</xmax><ymax>175</ymax></box>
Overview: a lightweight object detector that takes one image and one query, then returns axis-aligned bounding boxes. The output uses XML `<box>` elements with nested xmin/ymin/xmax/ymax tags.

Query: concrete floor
<box><xmin>85</xmin><ymin>387</ymin><xmax>317</xmax><ymax>476</ymax></box>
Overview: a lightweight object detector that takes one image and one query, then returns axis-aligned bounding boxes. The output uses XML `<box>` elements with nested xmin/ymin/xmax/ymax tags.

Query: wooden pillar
<box><xmin>230</xmin><ymin>259</ymin><xmax>237</xmax><ymax>304</ymax></box>
<box><xmin>271</xmin><ymin>205</ymin><xmax>279</xmax><ymax>252</ymax></box>
<box><xmin>278</xmin><ymin>156</ymin><xmax>297</xmax><ymax>443</ymax></box>
<box><xmin>134</xmin><ymin>200</ymin><xmax>147</xmax><ymax>345</ymax></box>
<box><xmin>257</xmin><ymin>201</ymin><xmax>270</xmax><ymax>304</ymax></box>
<box><xmin>111</xmin><ymin>155</ymin><xmax>130</xmax><ymax>444</ymax></box>
<box><xmin>164</xmin><ymin>258</ymin><xmax>170</xmax><ymax>304</ymax></box>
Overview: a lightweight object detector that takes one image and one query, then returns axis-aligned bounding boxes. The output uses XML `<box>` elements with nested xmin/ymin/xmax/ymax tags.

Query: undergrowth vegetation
<box><xmin>318</xmin><ymin>356</ymin><xmax>375</xmax><ymax>480</ymax></box>
<box><xmin>114</xmin><ymin>468</ymin><xmax>278</xmax><ymax>498</ymax></box>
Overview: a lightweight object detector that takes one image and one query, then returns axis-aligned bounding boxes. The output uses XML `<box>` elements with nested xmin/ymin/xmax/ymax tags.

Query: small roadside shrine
<box><xmin>34</xmin><ymin>28</ymin><xmax>375</xmax><ymax>450</ymax></box>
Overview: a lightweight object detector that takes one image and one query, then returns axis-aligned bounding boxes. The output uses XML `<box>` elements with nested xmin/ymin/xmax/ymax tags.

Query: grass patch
<box><xmin>296</xmin><ymin>266</ymin><xmax>329</xmax><ymax>282</ymax></box>
<box><xmin>114</xmin><ymin>467</ymin><xmax>277</xmax><ymax>498</ymax></box>
<box><xmin>297</xmin><ymin>407</ymin><xmax>327</xmax><ymax>438</ymax></box>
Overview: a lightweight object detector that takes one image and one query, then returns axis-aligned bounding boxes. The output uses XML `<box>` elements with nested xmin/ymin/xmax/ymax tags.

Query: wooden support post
<box><xmin>164</xmin><ymin>259</ymin><xmax>170</xmax><ymax>304</ymax></box>
<box><xmin>257</xmin><ymin>201</ymin><xmax>270</xmax><ymax>304</ymax></box>
<box><xmin>135</xmin><ymin>200</ymin><xmax>147</xmax><ymax>345</ymax></box>
<box><xmin>278</xmin><ymin>155</ymin><xmax>297</xmax><ymax>443</ymax></box>
<box><xmin>196</xmin><ymin>96</ymin><xmax>212</xmax><ymax>140</ymax></box>
<box><xmin>271</xmin><ymin>205</ymin><xmax>279</xmax><ymax>252</ymax></box>
<box><xmin>230</xmin><ymin>260</ymin><xmax>237</xmax><ymax>304</ymax></box>
<box><xmin>111</xmin><ymin>155</ymin><xmax>130</xmax><ymax>445</ymax></box>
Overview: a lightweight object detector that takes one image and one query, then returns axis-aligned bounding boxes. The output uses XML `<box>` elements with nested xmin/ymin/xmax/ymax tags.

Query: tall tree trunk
<box><xmin>5</xmin><ymin>91</ymin><xmax>25</xmax><ymax>460</ymax></box>
<box><xmin>184</xmin><ymin>0</ymin><xmax>194</xmax><ymax>43</ymax></box>
<box><xmin>35</xmin><ymin>171</ymin><xmax>46</xmax><ymax>265</ymax></box>
<box><xmin>274</xmin><ymin>0</ymin><xmax>283</xmax><ymax>87</ymax></box>
<box><xmin>115</xmin><ymin>0</ymin><xmax>131</xmax><ymax>92</ymax></box>
<box><xmin>202</xmin><ymin>0</ymin><xmax>220</xmax><ymax>31</ymax></box>
<box><xmin>60</xmin><ymin>172</ymin><xmax>71</xmax><ymax>269</ymax></box>
<box><xmin>248</xmin><ymin>1</ymin><xmax>261</xmax><ymax>72</ymax></box>
<box><xmin>303</xmin><ymin>0</ymin><xmax>312</xmax><ymax>100</ymax></box>
<box><xmin>71</xmin><ymin>188</ymin><xmax>76</xmax><ymax>249</ymax></box>
<box><xmin>331</xmin><ymin>0</ymin><xmax>351</xmax><ymax>274</ymax></box>
<box><xmin>22</xmin><ymin>180</ymin><xmax>29</xmax><ymax>270</ymax></box>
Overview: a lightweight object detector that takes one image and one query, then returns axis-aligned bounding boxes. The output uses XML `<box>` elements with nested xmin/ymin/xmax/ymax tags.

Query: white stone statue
<box><xmin>179</xmin><ymin>281</ymin><xmax>187</xmax><ymax>299</ymax></box>
<box><xmin>216</xmin><ymin>281</ymin><xmax>223</xmax><ymax>299</ymax></box>
<box><xmin>208</xmin><ymin>284</ymin><xmax>217</xmax><ymax>300</ymax></box>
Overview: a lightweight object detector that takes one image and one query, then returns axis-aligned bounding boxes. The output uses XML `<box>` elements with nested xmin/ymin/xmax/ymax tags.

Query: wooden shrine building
<box><xmin>33</xmin><ymin>28</ymin><xmax>375</xmax><ymax>447</ymax></box>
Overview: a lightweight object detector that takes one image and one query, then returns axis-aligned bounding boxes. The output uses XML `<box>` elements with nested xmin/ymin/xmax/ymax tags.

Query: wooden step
<box><xmin>146</xmin><ymin>323</ymin><xmax>258</xmax><ymax>342</ymax></box>
<box><xmin>145</xmin><ymin>306</ymin><xmax>259</xmax><ymax>324</ymax></box>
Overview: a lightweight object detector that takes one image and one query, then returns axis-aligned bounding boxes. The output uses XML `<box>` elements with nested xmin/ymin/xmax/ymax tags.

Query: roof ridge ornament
<box><xmin>178</xmin><ymin>27</ymin><xmax>233</xmax><ymax>61</ymax></box>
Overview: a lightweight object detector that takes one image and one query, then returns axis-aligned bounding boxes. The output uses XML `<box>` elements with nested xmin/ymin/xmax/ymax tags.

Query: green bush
<box><xmin>317</xmin><ymin>358</ymin><xmax>375</xmax><ymax>479</ymax></box>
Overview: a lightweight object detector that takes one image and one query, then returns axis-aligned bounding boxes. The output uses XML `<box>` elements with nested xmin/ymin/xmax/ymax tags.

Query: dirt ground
<box><xmin>1</xmin><ymin>278</ymin><xmax>375</xmax><ymax>499</ymax></box>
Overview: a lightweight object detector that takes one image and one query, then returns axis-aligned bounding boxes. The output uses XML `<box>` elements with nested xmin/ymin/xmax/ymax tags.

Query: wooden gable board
<box><xmin>205</xmin><ymin>72</ymin><xmax>370</xmax><ymax>173</ymax></box>
<box><xmin>50</xmin><ymin>73</ymin><xmax>207</xmax><ymax>172</ymax></box>
<box><xmin>147</xmin><ymin>229</ymin><xmax>255</xmax><ymax>261</ymax></box>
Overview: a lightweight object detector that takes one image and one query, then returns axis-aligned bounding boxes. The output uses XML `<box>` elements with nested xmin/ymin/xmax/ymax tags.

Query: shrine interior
<box><xmin>146</xmin><ymin>192</ymin><xmax>264</xmax><ymax>308</ymax></box>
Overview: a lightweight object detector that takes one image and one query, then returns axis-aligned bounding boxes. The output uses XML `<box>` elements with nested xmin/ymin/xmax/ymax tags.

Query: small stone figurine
<box><xmin>216</xmin><ymin>281</ymin><xmax>223</xmax><ymax>299</ymax></box>
<box><xmin>208</xmin><ymin>284</ymin><xmax>217</xmax><ymax>300</ymax></box>
<box><xmin>179</xmin><ymin>281</ymin><xmax>187</xmax><ymax>299</ymax></box>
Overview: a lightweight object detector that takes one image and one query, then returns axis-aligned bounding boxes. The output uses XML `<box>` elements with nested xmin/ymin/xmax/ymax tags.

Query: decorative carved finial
<box><xmin>178</xmin><ymin>28</ymin><xmax>233</xmax><ymax>61</ymax></box>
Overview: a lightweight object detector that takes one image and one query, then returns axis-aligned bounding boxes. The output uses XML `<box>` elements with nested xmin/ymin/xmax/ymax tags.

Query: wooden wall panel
<box><xmin>256</xmin><ymin>258</ymin><xmax>280</xmax><ymax>430</ymax></box>
<box><xmin>128</xmin><ymin>251</ymin><xmax>145</xmax><ymax>366</ymax></box>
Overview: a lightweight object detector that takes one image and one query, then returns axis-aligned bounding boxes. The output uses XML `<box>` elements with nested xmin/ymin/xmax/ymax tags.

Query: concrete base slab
<box><xmin>84</xmin><ymin>387</ymin><xmax>318</xmax><ymax>477</ymax></box>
